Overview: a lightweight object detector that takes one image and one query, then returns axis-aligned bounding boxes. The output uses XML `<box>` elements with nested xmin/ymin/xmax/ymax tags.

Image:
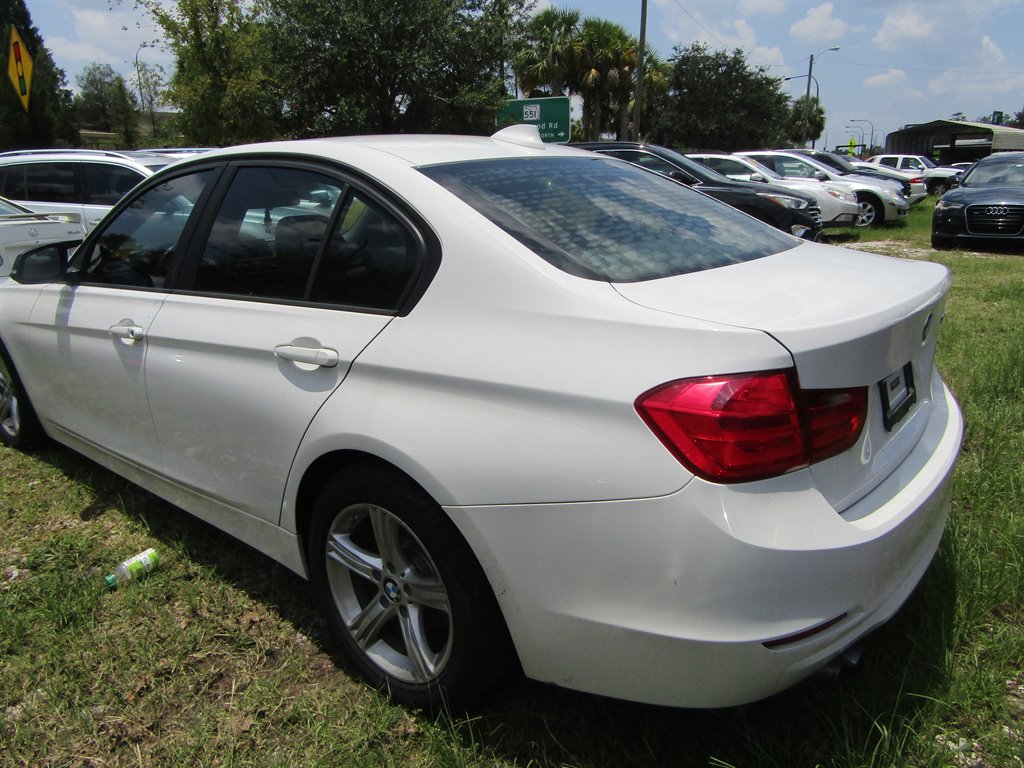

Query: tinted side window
<box><xmin>878</xmin><ymin>157</ymin><xmax>897</xmax><ymax>168</ymax></box>
<box><xmin>0</xmin><ymin>165</ymin><xmax>26</xmax><ymax>199</ymax></box>
<box><xmin>606</xmin><ymin>150</ymin><xmax>681</xmax><ymax>178</ymax></box>
<box><xmin>309</xmin><ymin>193</ymin><xmax>418</xmax><ymax>310</ymax></box>
<box><xmin>84</xmin><ymin>163</ymin><xmax>147</xmax><ymax>205</ymax></box>
<box><xmin>24</xmin><ymin>162</ymin><xmax>78</xmax><ymax>203</ymax></box>
<box><xmin>194</xmin><ymin>166</ymin><xmax>343</xmax><ymax>300</ymax></box>
<box><xmin>776</xmin><ymin>158</ymin><xmax>818</xmax><ymax>178</ymax></box>
<box><xmin>77</xmin><ymin>170</ymin><xmax>213</xmax><ymax>288</ymax></box>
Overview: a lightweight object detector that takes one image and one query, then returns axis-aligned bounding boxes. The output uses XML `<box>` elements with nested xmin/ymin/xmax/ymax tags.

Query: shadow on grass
<box><xmin>31</xmin><ymin>444</ymin><xmax>959</xmax><ymax>768</ymax></box>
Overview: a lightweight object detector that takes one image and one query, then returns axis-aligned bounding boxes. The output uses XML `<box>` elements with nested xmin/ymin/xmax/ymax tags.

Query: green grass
<box><xmin>2</xmin><ymin>213</ymin><xmax>1024</xmax><ymax>766</ymax></box>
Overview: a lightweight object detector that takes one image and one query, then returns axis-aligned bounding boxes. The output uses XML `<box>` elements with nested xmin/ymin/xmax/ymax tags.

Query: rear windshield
<box><xmin>419</xmin><ymin>156</ymin><xmax>797</xmax><ymax>282</ymax></box>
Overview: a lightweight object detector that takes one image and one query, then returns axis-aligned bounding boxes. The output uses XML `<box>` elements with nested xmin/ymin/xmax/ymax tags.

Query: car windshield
<box><xmin>961</xmin><ymin>155</ymin><xmax>1024</xmax><ymax>186</ymax></box>
<box><xmin>918</xmin><ymin>156</ymin><xmax>938</xmax><ymax>169</ymax></box>
<box><xmin>420</xmin><ymin>156</ymin><xmax>797</xmax><ymax>282</ymax></box>
<box><xmin>808</xmin><ymin>152</ymin><xmax>856</xmax><ymax>173</ymax></box>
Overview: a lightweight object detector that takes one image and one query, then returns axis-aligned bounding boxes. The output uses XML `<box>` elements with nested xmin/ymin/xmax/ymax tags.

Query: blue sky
<box><xmin>24</xmin><ymin>0</ymin><xmax>1024</xmax><ymax>149</ymax></box>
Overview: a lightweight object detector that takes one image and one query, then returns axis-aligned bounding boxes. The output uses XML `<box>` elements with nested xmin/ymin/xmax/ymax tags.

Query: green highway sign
<box><xmin>497</xmin><ymin>97</ymin><xmax>571</xmax><ymax>143</ymax></box>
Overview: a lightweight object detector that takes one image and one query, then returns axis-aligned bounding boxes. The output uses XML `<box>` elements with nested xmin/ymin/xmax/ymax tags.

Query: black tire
<box><xmin>930</xmin><ymin>180</ymin><xmax>950</xmax><ymax>197</ymax></box>
<box><xmin>308</xmin><ymin>463</ymin><xmax>511</xmax><ymax>710</ymax></box>
<box><xmin>0</xmin><ymin>343</ymin><xmax>44</xmax><ymax>450</ymax></box>
<box><xmin>855</xmin><ymin>196</ymin><xmax>882</xmax><ymax>227</ymax></box>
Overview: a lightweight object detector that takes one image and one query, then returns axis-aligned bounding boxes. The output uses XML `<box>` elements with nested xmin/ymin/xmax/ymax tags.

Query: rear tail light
<box><xmin>636</xmin><ymin>370</ymin><xmax>867</xmax><ymax>483</ymax></box>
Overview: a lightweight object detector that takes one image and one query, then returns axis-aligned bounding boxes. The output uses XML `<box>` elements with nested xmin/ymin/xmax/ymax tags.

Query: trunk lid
<box><xmin>613</xmin><ymin>242</ymin><xmax>951</xmax><ymax>511</ymax></box>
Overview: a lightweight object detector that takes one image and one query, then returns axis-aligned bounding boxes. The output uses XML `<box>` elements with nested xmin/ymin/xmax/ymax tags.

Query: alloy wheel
<box><xmin>324</xmin><ymin>502</ymin><xmax>453</xmax><ymax>684</ymax></box>
<box><xmin>0</xmin><ymin>357</ymin><xmax>21</xmax><ymax>440</ymax></box>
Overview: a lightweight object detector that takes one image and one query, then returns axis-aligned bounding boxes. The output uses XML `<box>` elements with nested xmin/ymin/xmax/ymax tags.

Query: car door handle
<box><xmin>109</xmin><ymin>320</ymin><xmax>145</xmax><ymax>342</ymax></box>
<box><xmin>274</xmin><ymin>344</ymin><xmax>339</xmax><ymax>368</ymax></box>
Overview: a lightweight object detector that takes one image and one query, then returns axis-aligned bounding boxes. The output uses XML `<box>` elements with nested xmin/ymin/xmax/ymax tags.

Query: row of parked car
<box><xmin>571</xmin><ymin>143</ymin><xmax>1022</xmax><ymax>251</ymax></box>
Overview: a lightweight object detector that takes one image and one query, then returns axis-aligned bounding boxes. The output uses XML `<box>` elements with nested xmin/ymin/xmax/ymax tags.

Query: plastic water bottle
<box><xmin>104</xmin><ymin>548</ymin><xmax>159</xmax><ymax>588</ymax></box>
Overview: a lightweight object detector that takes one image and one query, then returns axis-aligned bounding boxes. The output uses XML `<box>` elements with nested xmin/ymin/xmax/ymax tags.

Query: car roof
<box><xmin>186</xmin><ymin>127</ymin><xmax>588</xmax><ymax>171</ymax></box>
<box><xmin>0</xmin><ymin>149</ymin><xmax>156</xmax><ymax>173</ymax></box>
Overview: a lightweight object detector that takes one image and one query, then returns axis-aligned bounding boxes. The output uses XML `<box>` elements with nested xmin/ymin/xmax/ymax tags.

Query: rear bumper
<box><xmin>447</xmin><ymin>376</ymin><xmax>962</xmax><ymax>708</ymax></box>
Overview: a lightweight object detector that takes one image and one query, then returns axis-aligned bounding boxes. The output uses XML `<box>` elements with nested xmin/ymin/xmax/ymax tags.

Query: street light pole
<box><xmin>632</xmin><ymin>0</ymin><xmax>647</xmax><ymax>140</ymax></box>
<box><xmin>134</xmin><ymin>43</ymin><xmax>147</xmax><ymax>105</ymax></box>
<box><xmin>804</xmin><ymin>46</ymin><xmax>839</xmax><ymax>148</ymax></box>
<box><xmin>850</xmin><ymin>118</ymin><xmax>875</xmax><ymax>152</ymax></box>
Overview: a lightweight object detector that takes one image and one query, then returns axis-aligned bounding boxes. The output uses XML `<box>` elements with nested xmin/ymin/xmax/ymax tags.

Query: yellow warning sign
<box><xmin>7</xmin><ymin>26</ymin><xmax>32</xmax><ymax>112</ymax></box>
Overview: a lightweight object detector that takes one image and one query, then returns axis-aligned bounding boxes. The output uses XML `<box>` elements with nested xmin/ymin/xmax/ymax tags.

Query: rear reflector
<box><xmin>637</xmin><ymin>370</ymin><xmax>867</xmax><ymax>483</ymax></box>
<box><xmin>762</xmin><ymin>613</ymin><xmax>848</xmax><ymax>648</ymax></box>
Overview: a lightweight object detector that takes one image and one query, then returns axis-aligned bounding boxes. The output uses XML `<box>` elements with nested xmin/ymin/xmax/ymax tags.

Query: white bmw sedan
<box><xmin>0</xmin><ymin>126</ymin><xmax>963</xmax><ymax>710</ymax></box>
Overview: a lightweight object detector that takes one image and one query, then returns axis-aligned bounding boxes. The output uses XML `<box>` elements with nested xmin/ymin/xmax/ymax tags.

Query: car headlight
<box><xmin>934</xmin><ymin>199</ymin><xmax>964</xmax><ymax>211</ymax></box>
<box><xmin>757</xmin><ymin>193</ymin><xmax>808</xmax><ymax>209</ymax></box>
<box><xmin>827</xmin><ymin>188</ymin><xmax>857</xmax><ymax>204</ymax></box>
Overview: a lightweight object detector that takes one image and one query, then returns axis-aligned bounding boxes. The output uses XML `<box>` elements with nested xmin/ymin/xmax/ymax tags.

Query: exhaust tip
<box><xmin>815</xmin><ymin>644</ymin><xmax>863</xmax><ymax>685</ymax></box>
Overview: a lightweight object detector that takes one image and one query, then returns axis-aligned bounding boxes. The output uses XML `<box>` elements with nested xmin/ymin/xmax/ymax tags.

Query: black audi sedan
<box><xmin>932</xmin><ymin>151</ymin><xmax>1024</xmax><ymax>250</ymax></box>
<box><xmin>572</xmin><ymin>142</ymin><xmax>823</xmax><ymax>241</ymax></box>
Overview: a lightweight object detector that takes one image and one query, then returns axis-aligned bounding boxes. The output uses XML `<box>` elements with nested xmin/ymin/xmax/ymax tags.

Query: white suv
<box><xmin>740</xmin><ymin>150</ymin><xmax>910</xmax><ymax>227</ymax></box>
<box><xmin>0</xmin><ymin>149</ymin><xmax>172</xmax><ymax>231</ymax></box>
<box><xmin>866</xmin><ymin>155</ymin><xmax>961</xmax><ymax>196</ymax></box>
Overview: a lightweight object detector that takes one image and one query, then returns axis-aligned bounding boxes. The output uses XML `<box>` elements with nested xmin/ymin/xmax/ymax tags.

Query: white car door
<box><xmin>143</xmin><ymin>164</ymin><xmax>424</xmax><ymax>524</ymax></box>
<box><xmin>22</xmin><ymin>169</ymin><xmax>216</xmax><ymax>468</ymax></box>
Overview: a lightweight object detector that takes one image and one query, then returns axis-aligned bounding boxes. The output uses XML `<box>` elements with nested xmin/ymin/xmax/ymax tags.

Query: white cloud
<box><xmin>927</xmin><ymin>69</ymin><xmax>1023</xmax><ymax>100</ymax></box>
<box><xmin>873</xmin><ymin>9</ymin><xmax>935</xmax><ymax>50</ymax></box>
<box><xmin>750</xmin><ymin>45</ymin><xmax>786</xmax><ymax>69</ymax></box>
<box><xmin>863</xmin><ymin>69</ymin><xmax>909</xmax><ymax>89</ymax></box>
<box><xmin>790</xmin><ymin>3</ymin><xmax>848</xmax><ymax>42</ymax></box>
<box><xmin>980</xmin><ymin>35</ymin><xmax>1005</xmax><ymax>62</ymax></box>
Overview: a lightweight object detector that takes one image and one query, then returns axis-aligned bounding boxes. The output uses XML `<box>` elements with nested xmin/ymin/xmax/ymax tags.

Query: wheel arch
<box><xmin>292</xmin><ymin>450</ymin><xmax>514</xmax><ymax>638</ymax></box>
<box><xmin>293</xmin><ymin>449</ymin><xmax>521</xmax><ymax>688</ymax></box>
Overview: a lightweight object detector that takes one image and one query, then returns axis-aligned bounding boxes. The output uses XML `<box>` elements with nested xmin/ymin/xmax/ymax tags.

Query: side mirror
<box><xmin>749</xmin><ymin>173</ymin><xmax>766</xmax><ymax>183</ymax></box>
<box><xmin>11</xmin><ymin>240</ymin><xmax>82</xmax><ymax>284</ymax></box>
<box><xmin>813</xmin><ymin>171</ymin><xmax>829</xmax><ymax>182</ymax></box>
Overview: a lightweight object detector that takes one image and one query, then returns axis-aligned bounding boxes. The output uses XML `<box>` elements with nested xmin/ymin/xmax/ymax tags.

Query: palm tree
<box><xmin>574</xmin><ymin>18</ymin><xmax>634</xmax><ymax>141</ymax></box>
<box><xmin>513</xmin><ymin>7</ymin><xmax>581</xmax><ymax>97</ymax></box>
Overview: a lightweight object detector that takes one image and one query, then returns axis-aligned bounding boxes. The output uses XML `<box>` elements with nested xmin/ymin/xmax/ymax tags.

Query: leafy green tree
<box><xmin>635</xmin><ymin>52</ymin><xmax>670</xmax><ymax>141</ymax></box>
<box><xmin>265</xmin><ymin>0</ymin><xmax>528</xmax><ymax>137</ymax></box>
<box><xmin>1008</xmin><ymin>110</ymin><xmax>1024</xmax><ymax>129</ymax></box>
<box><xmin>651</xmin><ymin>43</ymin><xmax>791</xmax><ymax>151</ymax></box>
<box><xmin>73</xmin><ymin>63</ymin><xmax>138</xmax><ymax>145</ymax></box>
<box><xmin>786</xmin><ymin>94</ymin><xmax>825</xmax><ymax>146</ymax></box>
<box><xmin>136</xmin><ymin>0</ymin><xmax>281</xmax><ymax>145</ymax></box>
<box><xmin>0</xmin><ymin>0</ymin><xmax>77</xmax><ymax>148</ymax></box>
<box><xmin>514</xmin><ymin>6</ymin><xmax>581</xmax><ymax>97</ymax></box>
